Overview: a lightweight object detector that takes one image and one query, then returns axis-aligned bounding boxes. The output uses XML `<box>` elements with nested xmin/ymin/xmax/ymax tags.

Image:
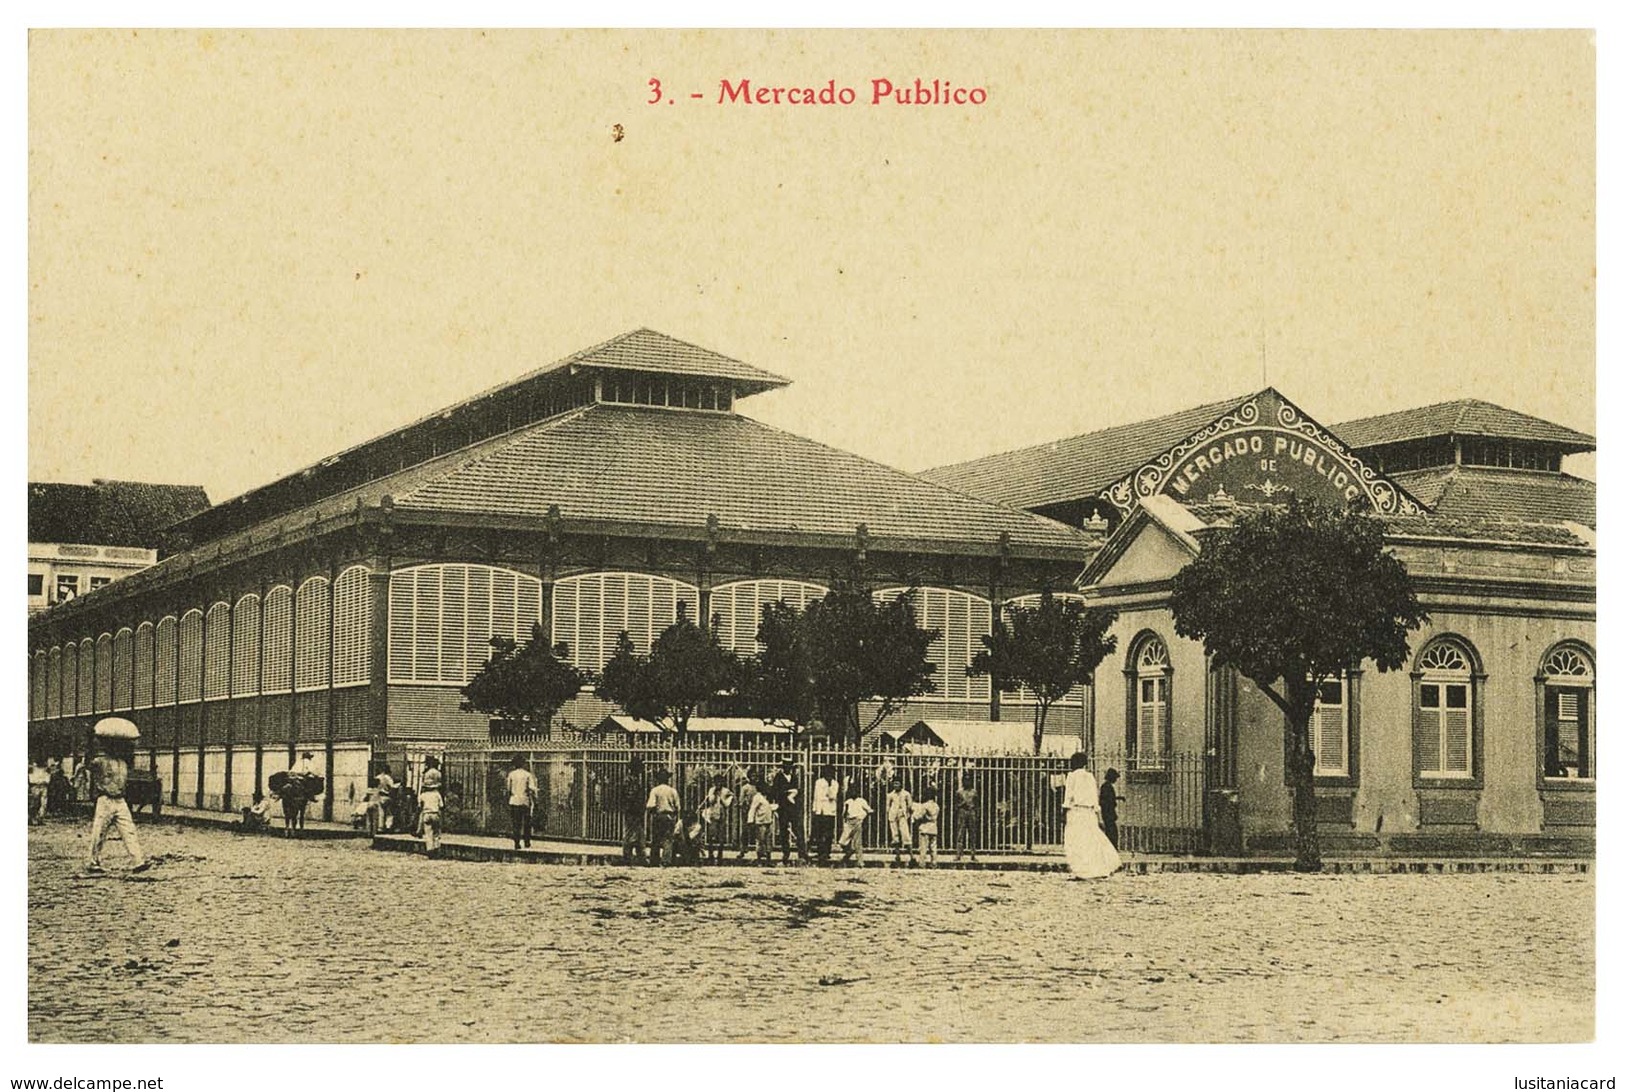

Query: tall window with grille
<box><xmin>47</xmin><ymin>647</ymin><xmax>61</xmax><ymax>719</ymax></box>
<box><xmin>232</xmin><ymin>596</ymin><xmax>261</xmax><ymax>698</ymax></box>
<box><xmin>1540</xmin><ymin>645</ymin><xmax>1594</xmax><ymax>782</ymax></box>
<box><xmin>1128</xmin><ymin>634</ymin><xmax>1172</xmax><ymax>770</ymax></box>
<box><xmin>204</xmin><ymin>603</ymin><xmax>232</xmax><ymax>701</ymax></box>
<box><xmin>876</xmin><ymin>587</ymin><xmax>992</xmax><ymax>704</ymax></box>
<box><xmin>263</xmin><ymin>587</ymin><xmax>293</xmax><ymax>694</ymax></box>
<box><xmin>1415</xmin><ymin>639</ymin><xmax>1476</xmax><ymax>779</ymax></box>
<box><xmin>710</xmin><ymin>579</ymin><xmax>828</xmax><ymax>653</ymax></box>
<box><xmin>177</xmin><ymin>611</ymin><xmax>204</xmax><ymax>704</ymax></box>
<box><xmin>112</xmin><ymin>629</ymin><xmax>133</xmax><ymax>711</ymax></box>
<box><xmin>78</xmin><ymin>638</ymin><xmax>96</xmax><ymax>714</ymax></box>
<box><xmin>31</xmin><ymin>651</ymin><xmax>45</xmax><ymax>720</ymax></box>
<box><xmin>133</xmin><ymin>623</ymin><xmax>154</xmax><ymax>709</ymax></box>
<box><xmin>295</xmin><ymin>577</ymin><xmax>331</xmax><ymax>692</ymax></box>
<box><xmin>389</xmin><ymin>565</ymin><xmax>544</xmax><ymax>685</ymax></box>
<box><xmin>550</xmin><ymin>572</ymin><xmax>691</xmax><ymax>675</ymax></box>
<box><xmin>95</xmin><ymin>633</ymin><xmax>113</xmax><ymax>713</ymax></box>
<box><xmin>62</xmin><ymin>643</ymin><xmax>78</xmax><ymax>717</ymax></box>
<box><xmin>1310</xmin><ymin>675</ymin><xmax>1350</xmax><ymax>777</ymax></box>
<box><xmin>332</xmin><ymin>566</ymin><xmax>372</xmax><ymax>686</ymax></box>
<box><xmin>155</xmin><ymin>617</ymin><xmax>178</xmax><ymax>706</ymax></box>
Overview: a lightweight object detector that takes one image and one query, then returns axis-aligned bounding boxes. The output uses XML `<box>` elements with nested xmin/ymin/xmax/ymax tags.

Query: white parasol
<box><xmin>92</xmin><ymin>717</ymin><xmax>141</xmax><ymax>740</ymax></box>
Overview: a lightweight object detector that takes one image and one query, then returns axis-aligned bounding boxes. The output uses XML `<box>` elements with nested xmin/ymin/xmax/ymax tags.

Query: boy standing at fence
<box><xmin>1100</xmin><ymin>768</ymin><xmax>1122</xmax><ymax>849</ymax></box>
<box><xmin>621</xmin><ymin>756</ymin><xmax>648</xmax><ymax>865</ymax></box>
<box><xmin>915</xmin><ymin>786</ymin><xmax>941</xmax><ymax>866</ymax></box>
<box><xmin>506</xmin><ymin>754</ymin><xmax>538</xmax><ymax>850</ymax></box>
<box><xmin>700</xmin><ymin>777</ymin><xmax>734</xmax><ymax>865</ymax></box>
<box><xmin>645</xmin><ymin>770</ymin><xmax>682</xmax><ymax>867</ymax></box>
<box><xmin>838</xmin><ymin>785</ymin><xmax>874</xmax><ymax>865</ymax></box>
<box><xmin>418</xmin><ymin>778</ymin><xmax>445</xmax><ymax>858</ymax></box>
<box><xmin>885</xmin><ymin>778</ymin><xmax>914</xmax><ymax>864</ymax></box>
<box><xmin>746</xmin><ymin>782</ymin><xmax>776</xmax><ymax>863</ymax></box>
<box><xmin>953</xmin><ymin>770</ymin><xmax>979</xmax><ymax>862</ymax></box>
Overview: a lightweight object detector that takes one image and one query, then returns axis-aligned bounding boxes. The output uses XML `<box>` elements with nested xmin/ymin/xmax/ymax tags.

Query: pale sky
<box><xmin>28</xmin><ymin>29</ymin><xmax>1595</xmax><ymax>503</ymax></box>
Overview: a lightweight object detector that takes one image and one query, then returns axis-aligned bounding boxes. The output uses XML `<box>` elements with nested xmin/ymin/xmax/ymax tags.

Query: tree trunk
<box><xmin>1032</xmin><ymin>702</ymin><xmax>1049</xmax><ymax>756</ymax></box>
<box><xmin>1286</xmin><ymin>717</ymin><xmax>1322</xmax><ymax>872</ymax></box>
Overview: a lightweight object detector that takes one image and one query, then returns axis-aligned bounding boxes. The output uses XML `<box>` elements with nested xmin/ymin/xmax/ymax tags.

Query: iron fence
<box><xmin>375</xmin><ymin>742</ymin><xmax>1207</xmax><ymax>856</ymax></box>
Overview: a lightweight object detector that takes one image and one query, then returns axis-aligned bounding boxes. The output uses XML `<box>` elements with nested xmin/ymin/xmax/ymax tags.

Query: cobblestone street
<box><xmin>28</xmin><ymin>821</ymin><xmax>1593</xmax><ymax>1043</ymax></box>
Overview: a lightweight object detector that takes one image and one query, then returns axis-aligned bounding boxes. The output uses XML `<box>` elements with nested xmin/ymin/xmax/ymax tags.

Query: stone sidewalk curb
<box><xmin>368</xmin><ymin>834</ymin><xmax>1592</xmax><ymax>874</ymax></box>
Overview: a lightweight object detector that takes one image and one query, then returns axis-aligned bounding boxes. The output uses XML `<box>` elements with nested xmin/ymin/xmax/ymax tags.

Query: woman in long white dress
<box><xmin>1062</xmin><ymin>752</ymin><xmax>1122</xmax><ymax>878</ymax></box>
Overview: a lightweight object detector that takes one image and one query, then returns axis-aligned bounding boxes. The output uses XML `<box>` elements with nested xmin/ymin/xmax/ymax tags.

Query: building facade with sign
<box><xmin>27</xmin><ymin>480</ymin><xmax>211</xmax><ymax>616</ymax></box>
<box><xmin>924</xmin><ymin>388</ymin><xmax>1596</xmax><ymax>853</ymax></box>
<box><xmin>25</xmin><ymin>331</ymin><xmax>1098</xmax><ymax>818</ymax></box>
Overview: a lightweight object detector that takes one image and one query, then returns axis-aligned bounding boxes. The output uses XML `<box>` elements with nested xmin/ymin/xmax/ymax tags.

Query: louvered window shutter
<box><xmin>1444</xmin><ymin>684</ymin><xmax>1470</xmax><ymax>774</ymax></box>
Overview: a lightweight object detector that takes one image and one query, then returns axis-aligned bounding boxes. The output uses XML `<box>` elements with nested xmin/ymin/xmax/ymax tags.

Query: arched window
<box><xmin>178</xmin><ymin>611</ymin><xmax>204</xmax><ymax>703</ymax></box>
<box><xmin>95</xmin><ymin>633</ymin><xmax>113</xmax><ymax>713</ymax></box>
<box><xmin>550</xmin><ymin>572</ymin><xmax>691</xmax><ymax>675</ymax></box>
<box><xmin>63</xmin><ymin>642</ymin><xmax>79</xmax><ymax>717</ymax></box>
<box><xmin>78</xmin><ymin>637</ymin><xmax>96</xmax><ymax>714</ymax></box>
<box><xmin>263</xmin><ymin>587</ymin><xmax>293</xmax><ymax>693</ymax></box>
<box><xmin>388</xmin><ymin>565</ymin><xmax>544</xmax><ymax>685</ymax></box>
<box><xmin>1128</xmin><ymin>634</ymin><xmax>1172</xmax><ymax>770</ymax></box>
<box><xmin>204</xmin><ymin>602</ymin><xmax>232</xmax><ymax>700</ymax></box>
<box><xmin>333</xmin><ymin>566</ymin><xmax>372</xmax><ymax>686</ymax></box>
<box><xmin>155</xmin><ymin>617</ymin><xmax>178</xmax><ymax>706</ymax></box>
<box><xmin>875</xmin><ymin>587</ymin><xmax>994</xmax><ymax>703</ymax></box>
<box><xmin>1414</xmin><ymin>637</ymin><xmax>1478</xmax><ymax>780</ymax></box>
<box><xmin>1539</xmin><ymin>643</ymin><xmax>1594</xmax><ymax>782</ymax></box>
<box><xmin>232</xmin><ymin>596</ymin><xmax>261</xmax><ymax>697</ymax></box>
<box><xmin>133</xmin><ymin>624</ymin><xmax>154</xmax><ymax>709</ymax></box>
<box><xmin>295</xmin><ymin>577</ymin><xmax>331</xmax><ymax>692</ymax></box>
<box><xmin>112</xmin><ymin>628</ymin><xmax>134</xmax><ymax>711</ymax></box>
<box><xmin>47</xmin><ymin>646</ymin><xmax>61</xmax><ymax>719</ymax></box>
<box><xmin>709</xmin><ymin>579</ymin><xmax>828</xmax><ymax>653</ymax></box>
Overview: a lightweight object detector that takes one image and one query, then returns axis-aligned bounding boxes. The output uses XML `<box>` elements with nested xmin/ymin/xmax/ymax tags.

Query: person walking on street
<box><xmin>1062</xmin><ymin>752</ymin><xmax>1122</xmax><ymax>879</ymax></box>
<box><xmin>84</xmin><ymin>720</ymin><xmax>149</xmax><ymax>873</ymax></box>
<box><xmin>506</xmin><ymin>754</ymin><xmax>538</xmax><ymax>850</ymax></box>
<box><xmin>645</xmin><ymin>770</ymin><xmax>682</xmax><ymax>867</ymax></box>
<box><xmin>1099</xmin><ymin>768</ymin><xmax>1122</xmax><ymax>849</ymax></box>
<box><xmin>839</xmin><ymin>787</ymin><xmax>874</xmax><ymax>866</ymax></box>
<box><xmin>621</xmin><ymin>756</ymin><xmax>648</xmax><ymax>865</ymax></box>
<box><xmin>811</xmin><ymin>764</ymin><xmax>841</xmax><ymax>865</ymax></box>
<box><xmin>29</xmin><ymin>760</ymin><xmax>50</xmax><ymax>824</ymax></box>
<box><xmin>768</xmin><ymin>756</ymin><xmax>810</xmax><ymax>864</ymax></box>
<box><xmin>952</xmin><ymin>770</ymin><xmax>980</xmax><ymax>862</ymax></box>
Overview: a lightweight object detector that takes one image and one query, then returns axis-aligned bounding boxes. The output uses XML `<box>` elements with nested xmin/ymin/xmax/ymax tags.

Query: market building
<box><xmin>923</xmin><ymin>388</ymin><xmax>1596</xmax><ymax>853</ymax></box>
<box><xmin>25</xmin><ymin>330</ymin><xmax>1098</xmax><ymax>818</ymax></box>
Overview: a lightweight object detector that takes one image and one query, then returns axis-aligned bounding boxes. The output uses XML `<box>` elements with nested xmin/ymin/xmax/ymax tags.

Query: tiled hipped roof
<box><xmin>394</xmin><ymin>403</ymin><xmax>1093</xmax><ymax>554</ymax></box>
<box><xmin>1389</xmin><ymin>466</ymin><xmax>1596</xmax><ymax>528</ymax></box>
<box><xmin>917</xmin><ymin>394</ymin><xmax>1257</xmax><ymax>510</ymax></box>
<box><xmin>28</xmin><ymin>480</ymin><xmax>211</xmax><ymax>552</ymax></box>
<box><xmin>1332</xmin><ymin>399</ymin><xmax>1595</xmax><ymax>452</ymax></box>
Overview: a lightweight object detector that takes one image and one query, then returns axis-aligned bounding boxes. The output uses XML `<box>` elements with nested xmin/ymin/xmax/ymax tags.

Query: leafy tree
<box><xmin>595</xmin><ymin>604</ymin><xmax>741</xmax><ymax>736</ymax></box>
<box><xmin>459</xmin><ymin>623</ymin><xmax>587</xmax><ymax>738</ymax></box>
<box><xmin>1168</xmin><ymin>497</ymin><xmax>1425</xmax><ymax>872</ymax></box>
<box><xmin>734</xmin><ymin>599</ymin><xmax>818</xmax><ymax>731</ymax></box>
<box><xmin>969</xmin><ymin>589</ymin><xmax>1119</xmax><ymax>755</ymax></box>
<box><xmin>743</xmin><ymin>586</ymin><xmax>940</xmax><ymax>744</ymax></box>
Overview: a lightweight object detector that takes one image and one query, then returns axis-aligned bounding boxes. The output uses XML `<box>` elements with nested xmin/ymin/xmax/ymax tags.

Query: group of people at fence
<box><xmin>348</xmin><ymin>745</ymin><xmax>1128</xmax><ymax>876</ymax></box>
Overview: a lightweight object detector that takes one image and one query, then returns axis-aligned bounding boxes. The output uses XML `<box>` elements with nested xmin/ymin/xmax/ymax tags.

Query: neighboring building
<box><xmin>28</xmin><ymin>480</ymin><xmax>211</xmax><ymax>615</ymax></box>
<box><xmin>923</xmin><ymin>387</ymin><xmax>1595</xmax><ymax>854</ymax></box>
<box><xmin>25</xmin><ymin>330</ymin><xmax>1098</xmax><ymax>816</ymax></box>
